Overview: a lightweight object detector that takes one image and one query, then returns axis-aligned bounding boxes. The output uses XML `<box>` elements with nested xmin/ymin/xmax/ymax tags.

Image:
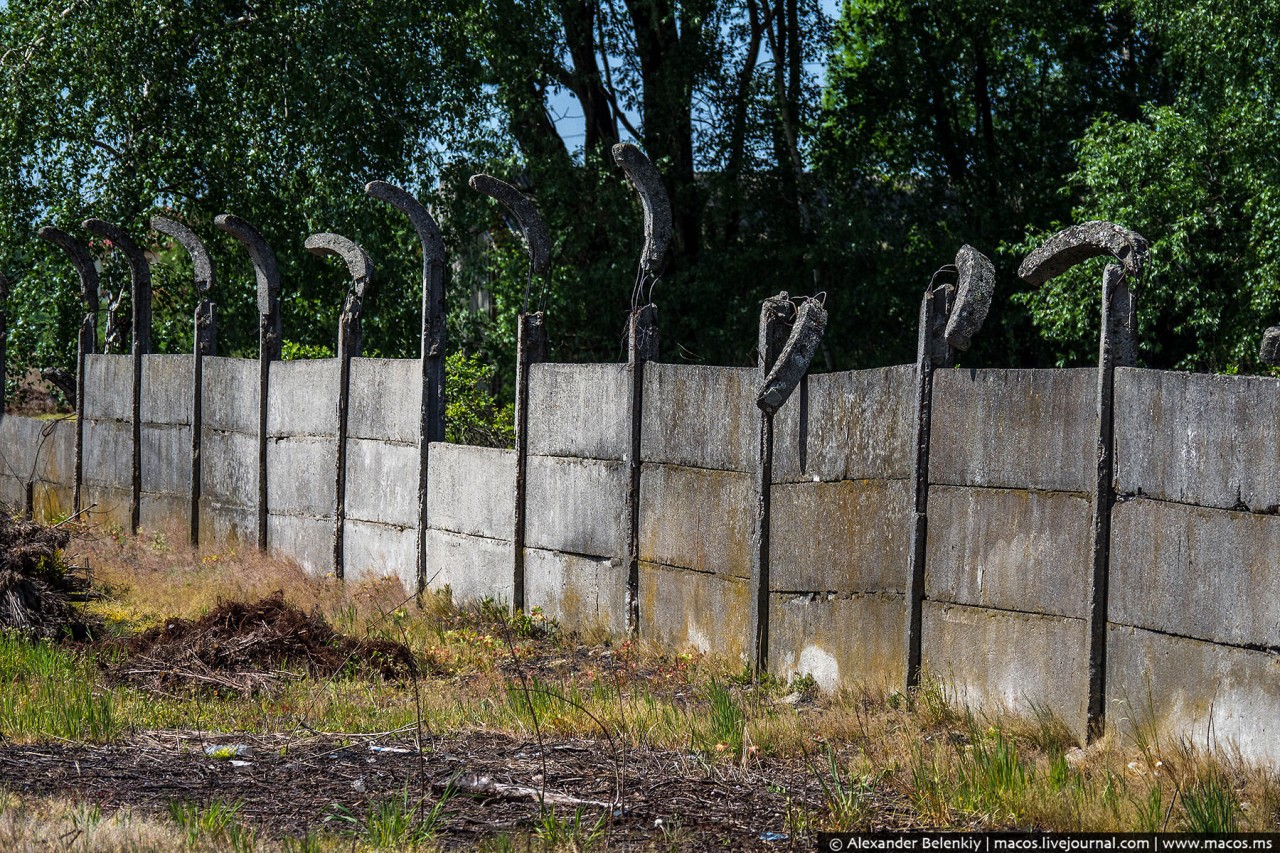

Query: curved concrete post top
<box><xmin>467</xmin><ymin>174</ymin><xmax>551</xmax><ymax>276</ymax></box>
<box><xmin>1260</xmin><ymin>326</ymin><xmax>1280</xmax><ymax>366</ymax></box>
<box><xmin>612</xmin><ymin>143</ymin><xmax>672</xmax><ymax>275</ymax></box>
<box><xmin>215</xmin><ymin>213</ymin><xmax>280</xmax><ymax>315</ymax></box>
<box><xmin>365</xmin><ymin>181</ymin><xmax>445</xmax><ymax>267</ymax></box>
<box><xmin>1018</xmin><ymin>220</ymin><xmax>1149</xmax><ymax>285</ymax></box>
<box><xmin>944</xmin><ymin>244</ymin><xmax>995</xmax><ymax>352</ymax></box>
<box><xmin>82</xmin><ymin>219</ymin><xmax>150</xmax><ymax>287</ymax></box>
<box><xmin>38</xmin><ymin>226</ymin><xmax>99</xmax><ymax>309</ymax></box>
<box><xmin>305</xmin><ymin>233</ymin><xmax>374</xmax><ymax>307</ymax></box>
<box><xmin>757</xmin><ymin>295</ymin><xmax>829</xmax><ymax>415</ymax></box>
<box><xmin>151</xmin><ymin>216</ymin><xmax>215</xmax><ymax>295</ymax></box>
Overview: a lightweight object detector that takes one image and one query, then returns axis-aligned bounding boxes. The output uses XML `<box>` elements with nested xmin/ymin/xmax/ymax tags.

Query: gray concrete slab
<box><xmin>198</xmin><ymin>499</ymin><xmax>258</xmax><ymax>546</ymax></box>
<box><xmin>525</xmin><ymin>547</ymin><xmax>627</xmax><ymax>635</ymax></box>
<box><xmin>140</xmin><ymin>493</ymin><xmax>190</xmax><ymax>536</ymax></box>
<box><xmin>268</xmin><ymin>513</ymin><xmax>334</xmax><ymax>575</ymax></box>
<box><xmin>638</xmin><ymin>463</ymin><xmax>753</xmax><ymax>578</ymax></box>
<box><xmin>1114</xmin><ymin>367</ymin><xmax>1280</xmax><ymax>511</ymax></box>
<box><xmin>347</xmin><ymin>358</ymin><xmax>422</xmax><ymax>443</ymax></box>
<box><xmin>930</xmin><ymin>368</ymin><xmax>1096</xmax><ymax>492</ymax></box>
<box><xmin>639</xmin><ymin>561</ymin><xmax>749</xmax><ymax>662</ymax></box>
<box><xmin>140</xmin><ymin>354</ymin><xmax>194</xmax><ymax>425</ymax></box>
<box><xmin>83</xmin><ymin>418</ymin><xmax>132</xmax><ymax>488</ymax></box>
<box><xmin>36</xmin><ymin>420</ymin><xmax>74</xmax><ymax>486</ymax></box>
<box><xmin>32</xmin><ymin>482</ymin><xmax>72</xmax><ymax>523</ymax></box>
<box><xmin>773</xmin><ymin>366</ymin><xmax>915</xmax><ymax>483</ymax></box>
<box><xmin>922</xmin><ymin>601</ymin><xmax>1089</xmax><ymax>743</ymax></box>
<box><xmin>769</xmin><ymin>592</ymin><xmax>905</xmax><ymax>691</ymax></box>
<box><xmin>267</xmin><ymin>359</ymin><xmax>339</xmax><ymax>437</ymax></box>
<box><xmin>0</xmin><ymin>416</ymin><xmax>38</xmax><ymax>498</ymax></box>
<box><xmin>425</xmin><ymin>443</ymin><xmax>515</xmax><ymax>539</ymax></box>
<box><xmin>1107</xmin><ymin>623</ymin><xmax>1280</xmax><ymax>765</ymax></box>
<box><xmin>141</xmin><ymin>424</ymin><xmax>191</xmax><ymax>496</ymax></box>
<box><xmin>266</xmin><ymin>436</ymin><xmax>336</xmax><ymax>516</ymax></box>
<box><xmin>527</xmin><ymin>363</ymin><xmax>630</xmax><ymax>461</ymax></box>
<box><xmin>200</xmin><ymin>429</ymin><xmax>259</xmax><ymax>507</ymax></box>
<box><xmin>343</xmin><ymin>518</ymin><xmax>417</xmax><ymax>592</ymax></box>
<box><xmin>82</xmin><ymin>354</ymin><xmax>134</xmax><ymax>420</ymax></box>
<box><xmin>82</xmin><ymin>485</ymin><xmax>132</xmax><ymax>531</ymax></box>
<box><xmin>1110</xmin><ymin>498</ymin><xmax>1280</xmax><ymax>649</ymax></box>
<box><xmin>770</xmin><ymin>478</ymin><xmax>910</xmax><ymax>594</ymax></box>
<box><xmin>424</xmin><ymin>527</ymin><xmax>514</xmax><ymax>606</ymax></box>
<box><xmin>525</xmin><ymin>455</ymin><xmax>626</xmax><ymax>558</ymax></box>
<box><xmin>925</xmin><ymin>486</ymin><xmax>1093</xmax><ymax>619</ymax></box>
<box><xmin>201</xmin><ymin>357</ymin><xmax>260</xmax><ymax>435</ymax></box>
<box><xmin>344</xmin><ymin>438</ymin><xmax>420</xmax><ymax>528</ymax></box>
<box><xmin>641</xmin><ymin>364</ymin><xmax>758</xmax><ymax>472</ymax></box>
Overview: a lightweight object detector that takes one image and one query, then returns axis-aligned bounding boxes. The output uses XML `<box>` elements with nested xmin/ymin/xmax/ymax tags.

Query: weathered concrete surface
<box><xmin>1115</xmin><ymin>368</ymin><xmax>1280</xmax><ymax>511</ymax></box>
<box><xmin>82</xmin><ymin>485</ymin><xmax>132</xmax><ymax>530</ymax></box>
<box><xmin>930</xmin><ymin>368</ymin><xmax>1095</xmax><ymax>492</ymax></box>
<box><xmin>772</xmin><ymin>366</ymin><xmax>915</xmax><ymax>483</ymax></box>
<box><xmin>343</xmin><ymin>518</ymin><xmax>416</xmax><ymax>591</ymax></box>
<box><xmin>268</xmin><ymin>514</ymin><xmax>334</xmax><ymax>575</ymax></box>
<box><xmin>525</xmin><ymin>547</ymin><xmax>627</xmax><ymax>634</ymax></box>
<box><xmin>425</xmin><ymin>443</ymin><xmax>515</xmax><ymax>539</ymax></box>
<box><xmin>770</xmin><ymin>478</ymin><xmax>910</xmax><ymax>593</ymax></box>
<box><xmin>201</xmin><ymin>357</ymin><xmax>260</xmax><ymax>435</ymax></box>
<box><xmin>922</xmin><ymin>601</ymin><xmax>1089</xmax><ymax>743</ymax></box>
<box><xmin>769</xmin><ymin>592</ymin><xmax>905</xmax><ymax>691</ymax></box>
<box><xmin>0</xmin><ymin>416</ymin><xmax>74</xmax><ymax>519</ymax></box>
<box><xmin>344</xmin><ymin>438</ymin><xmax>420</xmax><ymax>528</ymax></box>
<box><xmin>82</xmin><ymin>355</ymin><xmax>134</xmax><ymax>420</ymax></box>
<box><xmin>525</xmin><ymin>455</ymin><xmax>626</xmax><ymax>558</ymax></box>
<box><xmin>140</xmin><ymin>355</ymin><xmax>194</xmax><ymax>425</ymax></box>
<box><xmin>424</xmin><ymin>527</ymin><xmax>514</xmax><ymax>605</ymax></box>
<box><xmin>32</xmin><ymin>482</ymin><xmax>72</xmax><ymax>523</ymax></box>
<box><xmin>1110</xmin><ymin>498</ymin><xmax>1280</xmax><ymax>648</ymax></box>
<box><xmin>639</xmin><ymin>562</ymin><xmax>749</xmax><ymax>662</ymax></box>
<box><xmin>1107</xmin><ymin>624</ymin><xmax>1280</xmax><ymax>764</ymax></box>
<box><xmin>527</xmin><ymin>363</ymin><xmax>630</xmax><ymax>461</ymax></box>
<box><xmin>347</xmin><ymin>358</ymin><xmax>422</xmax><ymax>443</ymax></box>
<box><xmin>266</xmin><ymin>437</ymin><xmax>337</xmax><ymax>517</ymax></box>
<box><xmin>926</xmin><ymin>486</ymin><xmax>1093</xmax><ymax>619</ymax></box>
<box><xmin>642</xmin><ymin>364</ymin><xmax>757</xmax><ymax>472</ymax></box>
<box><xmin>0</xmin><ymin>415</ymin><xmax>39</xmax><ymax>506</ymax></box>
<box><xmin>200</xmin><ymin>429</ymin><xmax>259</xmax><ymax>509</ymax></box>
<box><xmin>83</xmin><ymin>418</ymin><xmax>132</xmax><ymax>488</ymax></box>
<box><xmin>140</xmin><ymin>493</ymin><xmax>188</xmax><ymax>533</ymax></box>
<box><xmin>267</xmin><ymin>359</ymin><xmax>339</xmax><ymax>436</ymax></box>
<box><xmin>638</xmin><ymin>463</ymin><xmax>752</xmax><ymax>578</ymax></box>
<box><xmin>198</xmin><ymin>500</ymin><xmax>257</xmax><ymax>545</ymax></box>
<box><xmin>141</xmin><ymin>424</ymin><xmax>191</xmax><ymax>496</ymax></box>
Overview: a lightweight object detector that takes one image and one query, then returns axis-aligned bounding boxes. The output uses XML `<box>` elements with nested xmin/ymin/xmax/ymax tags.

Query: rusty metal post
<box><xmin>216</xmin><ymin>214</ymin><xmax>281</xmax><ymax>552</ymax></box>
<box><xmin>1020</xmin><ymin>221</ymin><xmax>1147</xmax><ymax>739</ymax></box>
<box><xmin>904</xmin><ymin>245</ymin><xmax>994</xmax><ymax>689</ymax></box>
<box><xmin>366</xmin><ymin>182</ymin><xmax>446</xmax><ymax>595</ymax></box>
<box><xmin>84</xmin><ymin>220</ymin><xmax>151</xmax><ymax>535</ymax></box>
<box><xmin>39</xmin><ymin>228</ymin><xmax>100</xmax><ymax>515</ymax></box>
<box><xmin>152</xmin><ymin>217</ymin><xmax>216</xmax><ymax>547</ymax></box>
<box><xmin>306</xmin><ymin>234</ymin><xmax>374</xmax><ymax>581</ymax></box>
<box><xmin>613</xmin><ymin>144</ymin><xmax>672</xmax><ymax>635</ymax></box>
<box><xmin>469</xmin><ymin>173</ymin><xmax>553</xmax><ymax>613</ymax></box>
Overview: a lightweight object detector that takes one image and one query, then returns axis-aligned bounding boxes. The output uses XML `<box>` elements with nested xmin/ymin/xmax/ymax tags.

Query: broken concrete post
<box><xmin>613</xmin><ymin>143</ymin><xmax>672</xmax><ymax>634</ymax></box>
<box><xmin>305</xmin><ymin>233</ymin><xmax>375</xmax><ymax>581</ymax></box>
<box><xmin>469</xmin><ymin>173</ymin><xmax>553</xmax><ymax>613</ymax></box>
<box><xmin>366</xmin><ymin>181</ymin><xmax>446</xmax><ymax>595</ymax></box>
<box><xmin>904</xmin><ymin>245</ymin><xmax>995</xmax><ymax>689</ymax></box>
<box><xmin>83</xmin><ymin>220</ymin><xmax>151</xmax><ymax>534</ymax></box>
<box><xmin>1260</xmin><ymin>327</ymin><xmax>1280</xmax><ymax>366</ymax></box>
<box><xmin>1019</xmin><ymin>220</ymin><xmax>1148</xmax><ymax>740</ymax></box>
<box><xmin>152</xmin><ymin>217</ymin><xmax>216</xmax><ymax>547</ymax></box>
<box><xmin>216</xmin><ymin>214</ymin><xmax>281</xmax><ymax>551</ymax></box>
<box><xmin>37</xmin><ymin>226</ymin><xmax>99</xmax><ymax>514</ymax></box>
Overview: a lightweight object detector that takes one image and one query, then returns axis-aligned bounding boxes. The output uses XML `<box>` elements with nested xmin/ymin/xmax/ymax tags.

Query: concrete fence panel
<box><xmin>199</xmin><ymin>357</ymin><xmax>260</xmax><ymax>544</ymax></box>
<box><xmin>424</xmin><ymin>442</ymin><xmax>516</xmax><ymax>605</ymax></box>
<box><xmin>81</xmin><ymin>354</ymin><xmax>135</xmax><ymax>529</ymax></box>
<box><xmin>139</xmin><ymin>354</ymin><xmax>194</xmax><ymax>532</ymax></box>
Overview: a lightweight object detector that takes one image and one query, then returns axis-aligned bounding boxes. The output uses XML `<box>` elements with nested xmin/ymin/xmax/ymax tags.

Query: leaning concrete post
<box><xmin>468</xmin><ymin>174</ymin><xmax>552</xmax><ymax>614</ymax></box>
<box><xmin>216</xmin><ymin>214</ymin><xmax>281</xmax><ymax>552</ymax></box>
<box><xmin>613</xmin><ymin>143</ymin><xmax>671</xmax><ymax>634</ymax></box>
<box><xmin>904</xmin><ymin>245</ymin><xmax>994</xmax><ymax>689</ymax></box>
<box><xmin>1019</xmin><ymin>221</ymin><xmax>1148</xmax><ymax>739</ymax></box>
<box><xmin>751</xmin><ymin>294</ymin><xmax>828</xmax><ymax>673</ymax></box>
<box><xmin>366</xmin><ymin>182</ymin><xmax>446</xmax><ymax>596</ymax></box>
<box><xmin>152</xmin><ymin>217</ymin><xmax>216</xmax><ymax>547</ymax></box>
<box><xmin>37</xmin><ymin>227</ymin><xmax>99</xmax><ymax>514</ymax></box>
<box><xmin>306</xmin><ymin>233</ymin><xmax>375</xmax><ymax>581</ymax></box>
<box><xmin>83</xmin><ymin>220</ymin><xmax>151</xmax><ymax>535</ymax></box>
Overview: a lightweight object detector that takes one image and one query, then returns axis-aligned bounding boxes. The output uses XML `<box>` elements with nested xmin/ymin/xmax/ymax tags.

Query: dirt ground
<box><xmin>0</xmin><ymin>729</ymin><xmax>909</xmax><ymax>848</ymax></box>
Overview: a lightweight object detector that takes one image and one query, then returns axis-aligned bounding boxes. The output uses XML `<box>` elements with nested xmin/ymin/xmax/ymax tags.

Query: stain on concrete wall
<box><xmin>199</xmin><ymin>357</ymin><xmax>260</xmax><ymax>544</ymax></box>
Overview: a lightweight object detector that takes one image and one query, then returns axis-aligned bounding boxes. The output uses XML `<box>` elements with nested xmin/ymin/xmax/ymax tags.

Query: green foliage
<box><xmin>1180</xmin><ymin>773</ymin><xmax>1240</xmax><ymax>833</ymax></box>
<box><xmin>167</xmin><ymin>798</ymin><xmax>257</xmax><ymax>850</ymax></box>
<box><xmin>0</xmin><ymin>634</ymin><xmax>118</xmax><ymax>741</ymax></box>
<box><xmin>534</xmin><ymin>806</ymin><xmax>607</xmax><ymax>850</ymax></box>
<box><xmin>326</xmin><ymin>784</ymin><xmax>453</xmax><ymax>848</ymax></box>
<box><xmin>445</xmin><ymin>351</ymin><xmax>514</xmax><ymax>448</ymax></box>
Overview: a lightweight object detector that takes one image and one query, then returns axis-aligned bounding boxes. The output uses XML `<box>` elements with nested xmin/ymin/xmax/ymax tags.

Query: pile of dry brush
<box><xmin>0</xmin><ymin>510</ymin><xmax>96</xmax><ymax>639</ymax></box>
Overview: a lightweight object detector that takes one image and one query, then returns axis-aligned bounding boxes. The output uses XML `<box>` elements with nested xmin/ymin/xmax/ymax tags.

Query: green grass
<box><xmin>0</xmin><ymin>633</ymin><xmax>119</xmax><ymax>741</ymax></box>
<box><xmin>325</xmin><ymin>784</ymin><xmax>453</xmax><ymax>849</ymax></box>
